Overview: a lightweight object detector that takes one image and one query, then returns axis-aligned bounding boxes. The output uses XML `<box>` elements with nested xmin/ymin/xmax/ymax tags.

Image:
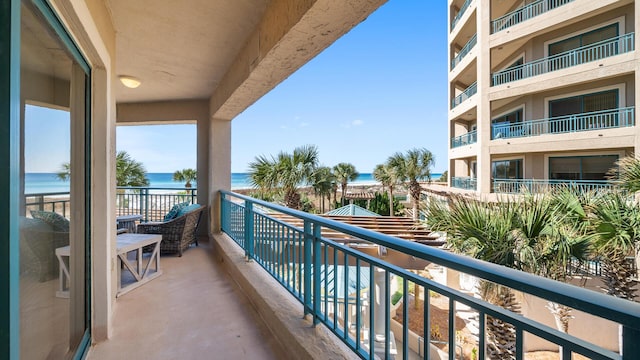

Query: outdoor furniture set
<box><xmin>20</xmin><ymin>202</ymin><xmax>204</xmax><ymax>297</ymax></box>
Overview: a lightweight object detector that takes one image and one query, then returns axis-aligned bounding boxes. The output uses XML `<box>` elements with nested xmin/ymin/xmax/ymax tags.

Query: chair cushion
<box><xmin>30</xmin><ymin>210</ymin><xmax>69</xmax><ymax>232</ymax></box>
<box><xmin>164</xmin><ymin>202</ymin><xmax>190</xmax><ymax>221</ymax></box>
<box><xmin>176</xmin><ymin>204</ymin><xmax>201</xmax><ymax>218</ymax></box>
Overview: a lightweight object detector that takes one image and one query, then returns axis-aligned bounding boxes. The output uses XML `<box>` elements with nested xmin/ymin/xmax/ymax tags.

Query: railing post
<box><xmin>245</xmin><ymin>201</ymin><xmax>254</xmax><ymax>261</ymax></box>
<box><xmin>220</xmin><ymin>193</ymin><xmax>227</xmax><ymax>233</ymax></box>
<box><xmin>144</xmin><ymin>188</ymin><xmax>150</xmax><ymax>222</ymax></box>
<box><xmin>313</xmin><ymin>223</ymin><xmax>321</xmax><ymax>325</ymax></box>
<box><xmin>622</xmin><ymin>326</ymin><xmax>640</xmax><ymax>359</ymax></box>
<box><xmin>37</xmin><ymin>195</ymin><xmax>44</xmax><ymax>211</ymax></box>
<box><xmin>303</xmin><ymin>219</ymin><xmax>312</xmax><ymax>316</ymax></box>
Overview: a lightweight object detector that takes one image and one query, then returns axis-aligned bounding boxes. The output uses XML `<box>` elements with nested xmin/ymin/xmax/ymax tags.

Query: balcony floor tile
<box><xmin>88</xmin><ymin>240</ymin><xmax>281</xmax><ymax>359</ymax></box>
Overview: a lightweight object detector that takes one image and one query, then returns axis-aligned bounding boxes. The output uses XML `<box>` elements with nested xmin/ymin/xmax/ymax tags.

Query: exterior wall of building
<box><xmin>448</xmin><ymin>0</ymin><xmax>639</xmax><ymax>195</ymax></box>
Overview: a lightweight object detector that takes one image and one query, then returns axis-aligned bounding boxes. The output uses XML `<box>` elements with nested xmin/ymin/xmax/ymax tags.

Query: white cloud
<box><xmin>299</xmin><ymin>122</ymin><xmax>310</xmax><ymax>128</ymax></box>
<box><xmin>340</xmin><ymin>119</ymin><xmax>365</xmax><ymax>129</ymax></box>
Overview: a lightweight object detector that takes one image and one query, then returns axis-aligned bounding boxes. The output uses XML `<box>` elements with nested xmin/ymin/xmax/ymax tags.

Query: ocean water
<box><xmin>25</xmin><ymin>172</ymin><xmax>442</xmax><ymax>194</ymax></box>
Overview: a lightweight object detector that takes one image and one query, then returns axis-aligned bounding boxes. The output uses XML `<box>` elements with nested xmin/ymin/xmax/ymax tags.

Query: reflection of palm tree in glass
<box><xmin>56</xmin><ymin>162</ymin><xmax>71</xmax><ymax>181</ymax></box>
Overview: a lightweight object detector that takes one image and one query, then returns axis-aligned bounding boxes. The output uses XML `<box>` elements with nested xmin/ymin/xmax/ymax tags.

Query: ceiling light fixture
<box><xmin>119</xmin><ymin>75</ymin><xmax>141</xmax><ymax>89</ymax></box>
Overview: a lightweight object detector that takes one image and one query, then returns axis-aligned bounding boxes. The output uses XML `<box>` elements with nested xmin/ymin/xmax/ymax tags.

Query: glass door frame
<box><xmin>1</xmin><ymin>0</ymin><xmax>92</xmax><ymax>358</ymax></box>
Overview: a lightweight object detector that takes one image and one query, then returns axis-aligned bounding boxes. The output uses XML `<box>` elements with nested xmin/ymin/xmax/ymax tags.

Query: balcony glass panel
<box><xmin>451</xmin><ymin>81</ymin><xmax>477</xmax><ymax>109</ymax></box>
<box><xmin>451</xmin><ymin>176</ymin><xmax>477</xmax><ymax>190</ymax></box>
<box><xmin>492</xmin><ymin>0</ymin><xmax>575</xmax><ymax>33</ymax></box>
<box><xmin>451</xmin><ymin>130</ymin><xmax>477</xmax><ymax>148</ymax></box>
<box><xmin>491</xmin><ymin>107</ymin><xmax>635</xmax><ymax>139</ymax></box>
<box><xmin>492</xmin><ymin>33</ymin><xmax>635</xmax><ymax>86</ymax></box>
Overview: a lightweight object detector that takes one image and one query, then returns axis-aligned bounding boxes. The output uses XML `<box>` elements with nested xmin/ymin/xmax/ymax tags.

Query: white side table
<box><xmin>55</xmin><ymin>245</ymin><xmax>70</xmax><ymax>298</ymax></box>
<box><xmin>116</xmin><ymin>233</ymin><xmax>163</xmax><ymax>297</ymax></box>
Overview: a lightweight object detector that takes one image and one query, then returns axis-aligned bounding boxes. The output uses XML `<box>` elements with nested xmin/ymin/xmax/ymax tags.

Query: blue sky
<box><xmin>30</xmin><ymin>1</ymin><xmax>448</xmax><ymax>174</ymax></box>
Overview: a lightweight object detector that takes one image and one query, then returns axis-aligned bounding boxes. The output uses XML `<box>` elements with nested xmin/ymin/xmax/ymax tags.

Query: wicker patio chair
<box><xmin>136</xmin><ymin>204</ymin><xmax>204</xmax><ymax>256</ymax></box>
<box><xmin>20</xmin><ymin>217</ymin><xmax>69</xmax><ymax>282</ymax></box>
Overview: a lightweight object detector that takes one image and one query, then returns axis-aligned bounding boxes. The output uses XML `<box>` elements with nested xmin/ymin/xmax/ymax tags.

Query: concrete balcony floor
<box><xmin>88</xmin><ymin>240</ymin><xmax>282</xmax><ymax>359</ymax></box>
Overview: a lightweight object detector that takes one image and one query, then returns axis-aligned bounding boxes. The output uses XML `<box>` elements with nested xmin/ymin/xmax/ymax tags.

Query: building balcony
<box><xmin>451</xmin><ymin>81</ymin><xmax>477</xmax><ymax>109</ymax></box>
<box><xmin>217</xmin><ymin>190</ymin><xmax>640</xmax><ymax>359</ymax></box>
<box><xmin>492</xmin><ymin>33</ymin><xmax>635</xmax><ymax>86</ymax></box>
<box><xmin>493</xmin><ymin>178</ymin><xmax>615</xmax><ymax>194</ymax></box>
<box><xmin>491</xmin><ymin>0</ymin><xmax>575</xmax><ymax>34</ymax></box>
<box><xmin>451</xmin><ymin>0</ymin><xmax>472</xmax><ymax>31</ymax></box>
<box><xmin>491</xmin><ymin>106</ymin><xmax>635</xmax><ymax>140</ymax></box>
<box><xmin>451</xmin><ymin>34</ymin><xmax>477</xmax><ymax>70</ymax></box>
<box><xmin>451</xmin><ymin>130</ymin><xmax>477</xmax><ymax>148</ymax></box>
<box><xmin>450</xmin><ymin>176</ymin><xmax>477</xmax><ymax>190</ymax></box>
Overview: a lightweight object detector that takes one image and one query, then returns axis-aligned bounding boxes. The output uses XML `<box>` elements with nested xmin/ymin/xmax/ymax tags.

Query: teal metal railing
<box><xmin>220</xmin><ymin>190</ymin><xmax>640</xmax><ymax>360</ymax></box>
<box><xmin>24</xmin><ymin>191</ymin><xmax>71</xmax><ymax>218</ymax></box>
<box><xmin>451</xmin><ymin>176</ymin><xmax>477</xmax><ymax>190</ymax></box>
<box><xmin>451</xmin><ymin>0</ymin><xmax>472</xmax><ymax>31</ymax></box>
<box><xmin>492</xmin><ymin>33</ymin><xmax>635</xmax><ymax>86</ymax></box>
<box><xmin>116</xmin><ymin>187</ymin><xmax>197</xmax><ymax>222</ymax></box>
<box><xmin>491</xmin><ymin>107</ymin><xmax>635</xmax><ymax>139</ymax></box>
<box><xmin>492</xmin><ymin>0</ymin><xmax>574</xmax><ymax>33</ymax></box>
<box><xmin>451</xmin><ymin>34</ymin><xmax>477</xmax><ymax>70</ymax></box>
<box><xmin>493</xmin><ymin>178</ymin><xmax>614</xmax><ymax>194</ymax></box>
<box><xmin>451</xmin><ymin>81</ymin><xmax>477</xmax><ymax>109</ymax></box>
<box><xmin>451</xmin><ymin>130</ymin><xmax>477</xmax><ymax>148</ymax></box>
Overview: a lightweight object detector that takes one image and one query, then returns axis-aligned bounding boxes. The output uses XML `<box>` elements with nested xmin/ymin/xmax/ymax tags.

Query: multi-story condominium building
<box><xmin>448</xmin><ymin>0</ymin><xmax>640</xmax><ymax>195</ymax></box>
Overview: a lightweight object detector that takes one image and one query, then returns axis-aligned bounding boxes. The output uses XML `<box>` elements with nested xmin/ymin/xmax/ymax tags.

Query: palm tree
<box><xmin>333</xmin><ymin>163</ymin><xmax>359</xmax><ymax>206</ymax></box>
<box><xmin>426</xmin><ymin>192</ymin><xmax>592</xmax><ymax>357</ymax></box>
<box><xmin>116</xmin><ymin>151</ymin><xmax>150</xmax><ymax>187</ymax></box>
<box><xmin>610</xmin><ymin>155</ymin><xmax>640</xmax><ymax>193</ymax></box>
<box><xmin>248</xmin><ymin>145</ymin><xmax>319</xmax><ymax>209</ymax></box>
<box><xmin>373</xmin><ymin>163</ymin><xmax>399</xmax><ymax>217</ymax></box>
<box><xmin>173</xmin><ymin>168</ymin><xmax>197</xmax><ymax>188</ymax></box>
<box><xmin>312</xmin><ymin>166</ymin><xmax>335</xmax><ymax>213</ymax></box>
<box><xmin>388</xmin><ymin>148</ymin><xmax>434</xmax><ymax>220</ymax></box>
<box><xmin>591</xmin><ymin>191</ymin><xmax>640</xmax><ymax>301</ymax></box>
<box><xmin>56</xmin><ymin>162</ymin><xmax>71</xmax><ymax>181</ymax></box>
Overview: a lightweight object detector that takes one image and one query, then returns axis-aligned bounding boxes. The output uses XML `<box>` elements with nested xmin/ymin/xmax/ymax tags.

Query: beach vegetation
<box><xmin>373</xmin><ymin>163</ymin><xmax>401</xmax><ymax>217</ymax></box>
<box><xmin>438</xmin><ymin>170</ymin><xmax>448</xmax><ymax>183</ymax></box>
<box><xmin>312</xmin><ymin>166</ymin><xmax>336</xmax><ymax>213</ymax></box>
<box><xmin>354</xmin><ymin>192</ymin><xmax>403</xmax><ymax>216</ymax></box>
<box><xmin>248</xmin><ymin>145</ymin><xmax>319</xmax><ymax>210</ymax></box>
<box><xmin>116</xmin><ymin>151</ymin><xmax>150</xmax><ymax>187</ymax></box>
<box><xmin>56</xmin><ymin>162</ymin><xmax>72</xmax><ymax>181</ymax></box>
<box><xmin>388</xmin><ymin>148</ymin><xmax>435</xmax><ymax>220</ymax></box>
<box><xmin>172</xmin><ymin>168</ymin><xmax>197</xmax><ymax>188</ymax></box>
<box><xmin>609</xmin><ymin>155</ymin><xmax>640</xmax><ymax>194</ymax></box>
<box><xmin>333</xmin><ymin>162</ymin><xmax>359</xmax><ymax>206</ymax></box>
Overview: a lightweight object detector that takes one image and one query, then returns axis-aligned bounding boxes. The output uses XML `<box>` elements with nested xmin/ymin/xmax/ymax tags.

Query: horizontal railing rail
<box><xmin>24</xmin><ymin>191</ymin><xmax>71</xmax><ymax>218</ymax></box>
<box><xmin>451</xmin><ymin>33</ymin><xmax>477</xmax><ymax>69</ymax></box>
<box><xmin>221</xmin><ymin>190</ymin><xmax>640</xmax><ymax>359</ymax></box>
<box><xmin>491</xmin><ymin>107</ymin><xmax>635</xmax><ymax>140</ymax></box>
<box><xmin>492</xmin><ymin>0</ymin><xmax>574</xmax><ymax>33</ymax></box>
<box><xmin>451</xmin><ymin>130</ymin><xmax>477</xmax><ymax>148</ymax></box>
<box><xmin>451</xmin><ymin>176</ymin><xmax>477</xmax><ymax>190</ymax></box>
<box><xmin>492</xmin><ymin>33</ymin><xmax>635</xmax><ymax>86</ymax></box>
<box><xmin>451</xmin><ymin>81</ymin><xmax>477</xmax><ymax>109</ymax></box>
<box><xmin>451</xmin><ymin>0</ymin><xmax>472</xmax><ymax>31</ymax></box>
<box><xmin>493</xmin><ymin>179</ymin><xmax>615</xmax><ymax>194</ymax></box>
<box><xmin>116</xmin><ymin>187</ymin><xmax>197</xmax><ymax>222</ymax></box>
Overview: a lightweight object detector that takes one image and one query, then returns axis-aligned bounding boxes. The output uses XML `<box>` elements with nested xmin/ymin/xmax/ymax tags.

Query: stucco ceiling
<box><xmin>105</xmin><ymin>0</ymin><xmax>270</xmax><ymax>103</ymax></box>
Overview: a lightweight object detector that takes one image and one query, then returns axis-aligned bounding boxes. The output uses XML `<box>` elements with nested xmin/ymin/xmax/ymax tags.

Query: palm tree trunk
<box><xmin>483</xmin><ymin>284</ymin><xmax>519</xmax><ymax>360</ymax></box>
<box><xmin>601</xmin><ymin>251</ymin><xmax>638</xmax><ymax>300</ymax></box>
<box><xmin>388</xmin><ymin>185</ymin><xmax>394</xmax><ymax>217</ymax></box>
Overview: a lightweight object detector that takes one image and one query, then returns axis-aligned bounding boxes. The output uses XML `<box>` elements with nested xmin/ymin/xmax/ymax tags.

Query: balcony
<box><xmin>491</xmin><ymin>0</ymin><xmax>575</xmax><ymax>34</ymax></box>
<box><xmin>451</xmin><ymin>82</ymin><xmax>477</xmax><ymax>109</ymax></box>
<box><xmin>493</xmin><ymin>178</ymin><xmax>615</xmax><ymax>194</ymax></box>
<box><xmin>451</xmin><ymin>130</ymin><xmax>477</xmax><ymax>148</ymax></box>
<box><xmin>491</xmin><ymin>106</ymin><xmax>635</xmax><ymax>140</ymax></box>
<box><xmin>219</xmin><ymin>190</ymin><xmax>640</xmax><ymax>359</ymax></box>
<box><xmin>451</xmin><ymin>0</ymin><xmax>472</xmax><ymax>31</ymax></box>
<box><xmin>451</xmin><ymin>34</ymin><xmax>477</xmax><ymax>70</ymax></box>
<box><xmin>492</xmin><ymin>33</ymin><xmax>635</xmax><ymax>86</ymax></box>
<box><xmin>451</xmin><ymin>176</ymin><xmax>477</xmax><ymax>190</ymax></box>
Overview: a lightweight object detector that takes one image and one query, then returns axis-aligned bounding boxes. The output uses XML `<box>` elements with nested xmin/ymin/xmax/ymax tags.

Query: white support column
<box><xmin>476</xmin><ymin>0</ymin><xmax>492</xmax><ymax>195</ymax></box>
<box><xmin>374</xmin><ymin>267</ymin><xmax>386</xmax><ymax>342</ymax></box>
<box><xmin>197</xmin><ymin>114</ymin><xmax>210</xmax><ymax>236</ymax></box>
<box><xmin>634</xmin><ymin>0</ymin><xmax>640</xmax><ymax>155</ymax></box>
<box><xmin>209</xmin><ymin>118</ymin><xmax>231</xmax><ymax>233</ymax></box>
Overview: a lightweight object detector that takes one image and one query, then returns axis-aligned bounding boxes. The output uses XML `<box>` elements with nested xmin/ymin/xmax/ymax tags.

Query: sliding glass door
<box><xmin>0</xmin><ymin>1</ymin><xmax>92</xmax><ymax>358</ymax></box>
